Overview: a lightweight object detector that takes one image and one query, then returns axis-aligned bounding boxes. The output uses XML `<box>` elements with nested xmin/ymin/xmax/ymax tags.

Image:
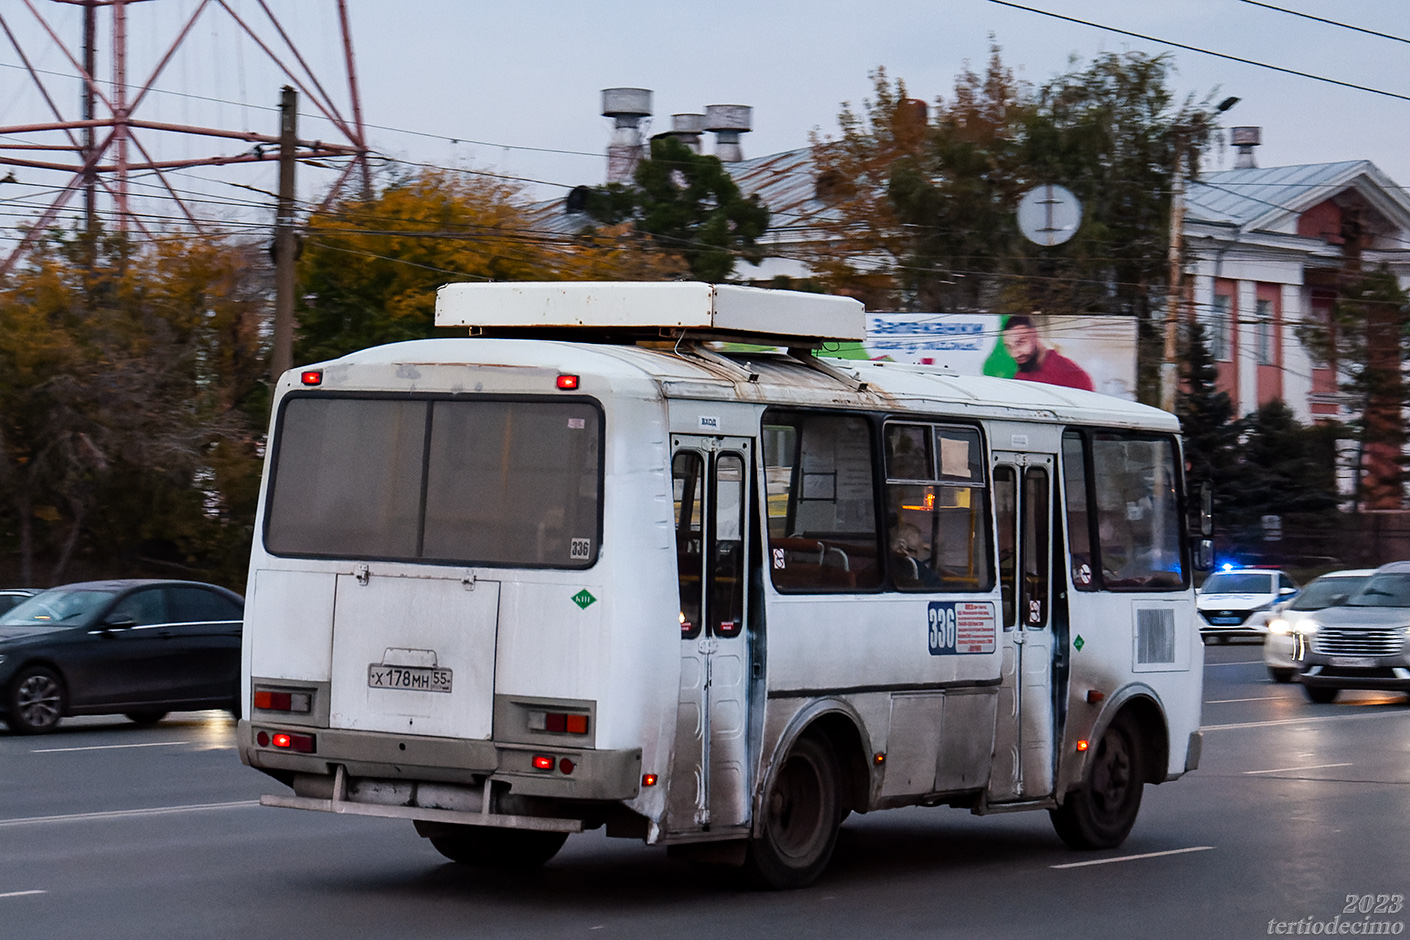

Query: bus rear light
<box><xmin>1086</xmin><ymin>690</ymin><xmax>1105</xmax><ymax>704</ymax></box>
<box><xmin>532</xmin><ymin>755</ymin><xmax>555</xmax><ymax>771</ymax></box>
<box><xmin>270</xmin><ymin>731</ymin><xmax>316</xmax><ymax>753</ymax></box>
<box><xmin>556</xmin><ymin>374</ymin><xmax>579</xmax><ymax>390</ymax></box>
<box><xmin>642</xmin><ymin>774</ymin><xmax>658</xmax><ymax>787</ymax></box>
<box><xmin>300</xmin><ymin>370</ymin><xmax>323</xmax><ymax>386</ymax></box>
<box><xmin>254</xmin><ymin>689</ymin><xmax>312</xmax><ymax>713</ymax></box>
<box><xmin>1076</xmin><ymin>739</ymin><xmax>1090</xmax><ymax>752</ymax></box>
<box><xmin>559</xmin><ymin>758</ymin><xmax>575</xmax><ymax>775</ymax></box>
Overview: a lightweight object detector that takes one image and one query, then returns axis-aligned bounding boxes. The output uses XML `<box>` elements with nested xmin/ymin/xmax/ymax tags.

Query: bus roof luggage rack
<box><xmin>434</xmin><ymin>281</ymin><xmax>865</xmax><ymax>349</ymax></box>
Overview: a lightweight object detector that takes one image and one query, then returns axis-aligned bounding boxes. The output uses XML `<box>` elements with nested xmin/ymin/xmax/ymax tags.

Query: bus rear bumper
<box><xmin>238</xmin><ymin>720</ymin><xmax>643</xmax><ymax>806</ymax></box>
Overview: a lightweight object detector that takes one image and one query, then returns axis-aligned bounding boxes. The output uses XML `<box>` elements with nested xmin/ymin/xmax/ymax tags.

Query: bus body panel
<box><xmin>239</xmin><ymin>329</ymin><xmax>1203</xmax><ymax>864</ymax></box>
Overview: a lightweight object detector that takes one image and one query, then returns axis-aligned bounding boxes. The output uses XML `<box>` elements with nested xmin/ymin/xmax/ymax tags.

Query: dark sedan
<box><xmin>0</xmin><ymin>579</ymin><xmax>243</xmax><ymax>734</ymax></box>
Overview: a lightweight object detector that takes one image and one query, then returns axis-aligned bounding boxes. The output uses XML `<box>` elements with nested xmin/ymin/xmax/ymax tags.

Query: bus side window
<box><xmin>1090</xmin><ymin>434</ymin><xmax>1185</xmax><ymax>590</ymax></box>
<box><xmin>1062</xmin><ymin>431</ymin><xmax>1096</xmax><ymax>592</ymax></box>
<box><xmin>762</xmin><ymin>411</ymin><xmax>881</xmax><ymax>592</ymax></box>
<box><xmin>884</xmin><ymin>423</ymin><xmax>993</xmax><ymax>593</ymax></box>
<box><xmin>673</xmin><ymin>452</ymin><xmax>704</xmax><ymax>638</ymax></box>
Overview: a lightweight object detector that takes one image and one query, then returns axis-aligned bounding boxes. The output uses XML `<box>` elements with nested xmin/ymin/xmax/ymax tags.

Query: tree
<box><xmin>1220</xmin><ymin>400</ymin><xmax>1340</xmax><ymax>523</ymax></box>
<box><xmin>297</xmin><ymin>167</ymin><xmax>687</xmax><ymax>364</ymax></box>
<box><xmin>811</xmin><ymin>47</ymin><xmax>1221</xmax><ymax>402</ymax></box>
<box><xmin>0</xmin><ymin>230</ymin><xmax>266</xmax><ymax>586</ymax></box>
<box><xmin>1298</xmin><ymin>266</ymin><xmax>1409</xmax><ymax>509</ymax></box>
<box><xmin>583</xmin><ymin>136</ymin><xmax>770</xmax><ymax>282</ymax></box>
<box><xmin>1176</xmin><ymin>321</ymin><xmax>1236</xmax><ymax>504</ymax></box>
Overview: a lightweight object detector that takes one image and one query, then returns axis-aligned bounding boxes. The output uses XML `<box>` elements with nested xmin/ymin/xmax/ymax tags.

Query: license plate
<box><xmin>368</xmin><ymin>665</ymin><xmax>453</xmax><ymax>693</ymax></box>
<box><xmin>1329</xmin><ymin>656</ymin><xmax>1375</xmax><ymax>669</ymax></box>
<box><xmin>1208</xmin><ymin>617</ymin><xmax>1241</xmax><ymax>626</ymax></box>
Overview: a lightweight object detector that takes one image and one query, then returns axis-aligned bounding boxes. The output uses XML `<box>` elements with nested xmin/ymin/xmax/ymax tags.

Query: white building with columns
<box><xmin>1184</xmin><ymin>159</ymin><xmax>1410</xmax><ymax>425</ymax></box>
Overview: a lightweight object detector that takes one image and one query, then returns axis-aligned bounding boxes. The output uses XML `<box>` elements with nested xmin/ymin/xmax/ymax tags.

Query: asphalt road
<box><xmin>3</xmin><ymin>644</ymin><xmax>1408</xmax><ymax>940</ymax></box>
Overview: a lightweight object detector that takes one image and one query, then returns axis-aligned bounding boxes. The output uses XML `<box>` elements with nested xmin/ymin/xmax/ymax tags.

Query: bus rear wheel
<box><xmin>745</xmin><ymin>734</ymin><xmax>841</xmax><ymax>889</ymax></box>
<box><xmin>420</xmin><ymin>823</ymin><xmax>569</xmax><ymax>868</ymax></box>
<box><xmin>1049</xmin><ymin>714</ymin><xmax>1145</xmax><ymax>850</ymax></box>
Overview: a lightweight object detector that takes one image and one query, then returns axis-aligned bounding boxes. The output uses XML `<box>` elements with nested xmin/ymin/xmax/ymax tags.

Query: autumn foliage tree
<box><xmin>0</xmin><ymin>231</ymin><xmax>267</xmax><ymax>587</ymax></box>
<box><xmin>296</xmin><ymin>167</ymin><xmax>689</xmax><ymax>363</ymax></box>
<box><xmin>811</xmin><ymin>47</ymin><xmax>1222</xmax><ymax>400</ymax></box>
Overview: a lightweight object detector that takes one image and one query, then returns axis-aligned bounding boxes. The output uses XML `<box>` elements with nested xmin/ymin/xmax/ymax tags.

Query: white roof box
<box><xmin>434</xmin><ymin>281</ymin><xmax>864</xmax><ymax>345</ymax></box>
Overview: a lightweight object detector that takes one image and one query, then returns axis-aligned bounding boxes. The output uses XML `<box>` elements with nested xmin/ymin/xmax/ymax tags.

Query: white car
<box><xmin>1197</xmin><ymin>568</ymin><xmax>1300</xmax><ymax>643</ymax></box>
<box><xmin>1263</xmin><ymin>569</ymin><xmax>1375</xmax><ymax>682</ymax></box>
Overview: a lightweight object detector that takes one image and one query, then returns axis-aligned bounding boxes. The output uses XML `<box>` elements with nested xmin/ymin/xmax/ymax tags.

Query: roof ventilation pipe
<box><xmin>1231</xmin><ymin>126</ymin><xmax>1261</xmax><ymax>169</ymax></box>
<box><xmin>667</xmin><ymin>113</ymin><xmax>706</xmax><ymax>153</ymax></box>
<box><xmin>704</xmin><ymin>104</ymin><xmax>752</xmax><ymax>163</ymax></box>
<box><xmin>602</xmin><ymin>87</ymin><xmax>652</xmax><ymax>183</ymax></box>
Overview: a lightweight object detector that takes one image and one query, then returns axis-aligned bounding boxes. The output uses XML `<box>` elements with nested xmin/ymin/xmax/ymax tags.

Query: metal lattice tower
<box><xmin>0</xmin><ymin>0</ymin><xmax>372</xmax><ymax>276</ymax></box>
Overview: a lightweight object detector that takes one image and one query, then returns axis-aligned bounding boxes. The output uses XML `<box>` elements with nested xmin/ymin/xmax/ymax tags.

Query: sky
<box><xmin>1</xmin><ymin>0</ymin><xmax>1409</xmax><ymax>239</ymax></box>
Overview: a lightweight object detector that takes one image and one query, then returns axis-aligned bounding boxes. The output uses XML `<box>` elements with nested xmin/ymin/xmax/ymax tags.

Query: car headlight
<box><xmin>1267</xmin><ymin>618</ymin><xmax>1291</xmax><ymax>635</ymax></box>
<box><xmin>1294</xmin><ymin>619</ymin><xmax>1320</xmax><ymax>636</ymax></box>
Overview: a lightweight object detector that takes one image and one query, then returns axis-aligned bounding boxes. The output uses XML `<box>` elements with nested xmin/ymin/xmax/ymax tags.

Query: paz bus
<box><xmin>238</xmin><ymin>282</ymin><xmax>1208</xmax><ymax>888</ymax></box>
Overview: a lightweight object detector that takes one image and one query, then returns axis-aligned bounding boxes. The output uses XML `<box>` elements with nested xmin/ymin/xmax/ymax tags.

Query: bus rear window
<box><xmin>265</xmin><ymin>396</ymin><xmax>602</xmax><ymax>568</ymax></box>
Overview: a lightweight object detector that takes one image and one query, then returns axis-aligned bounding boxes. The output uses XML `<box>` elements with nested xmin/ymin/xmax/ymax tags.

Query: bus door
<box><xmin>666</xmin><ymin>436</ymin><xmax>754</xmax><ymax>834</ymax></box>
<box><xmin>990</xmin><ymin>452</ymin><xmax>1056</xmax><ymax>802</ymax></box>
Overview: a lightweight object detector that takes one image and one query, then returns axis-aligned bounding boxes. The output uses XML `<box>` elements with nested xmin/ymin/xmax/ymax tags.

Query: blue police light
<box><xmin>1221</xmin><ymin>562</ymin><xmax>1235</xmax><ymax>572</ymax></box>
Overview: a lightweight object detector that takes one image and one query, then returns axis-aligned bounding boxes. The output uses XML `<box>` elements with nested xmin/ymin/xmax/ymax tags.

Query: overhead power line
<box><xmin>1236</xmin><ymin>1</ymin><xmax>1410</xmax><ymax>47</ymax></box>
<box><xmin>985</xmin><ymin>0</ymin><xmax>1410</xmax><ymax>104</ymax></box>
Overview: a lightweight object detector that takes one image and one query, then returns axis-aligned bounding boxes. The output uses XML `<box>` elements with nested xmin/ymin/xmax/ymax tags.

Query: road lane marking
<box><xmin>1051</xmin><ymin>846</ymin><xmax>1214</xmax><ymax>869</ymax></box>
<box><xmin>0</xmin><ymin>890</ymin><xmax>45</xmax><ymax>899</ymax></box>
<box><xmin>1244</xmin><ymin>762</ymin><xmax>1352</xmax><ymax>775</ymax></box>
<box><xmin>1205</xmin><ymin>696</ymin><xmax>1283</xmax><ymax>703</ymax></box>
<box><xmin>0</xmin><ymin>800</ymin><xmax>260</xmax><ymax>828</ymax></box>
<box><xmin>1204</xmin><ymin>660</ymin><xmax>1263</xmax><ymax>666</ymax></box>
<box><xmin>31</xmin><ymin>741</ymin><xmax>190</xmax><ymax>754</ymax></box>
<box><xmin>1204</xmin><ymin>710</ymin><xmax>1410</xmax><ymax>731</ymax></box>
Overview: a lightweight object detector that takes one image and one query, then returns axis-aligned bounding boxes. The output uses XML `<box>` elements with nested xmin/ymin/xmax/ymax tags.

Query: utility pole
<box><xmin>272</xmin><ymin>86</ymin><xmax>298</xmax><ymax>382</ymax></box>
<box><xmin>1160</xmin><ymin>142</ymin><xmax>1186</xmax><ymax>414</ymax></box>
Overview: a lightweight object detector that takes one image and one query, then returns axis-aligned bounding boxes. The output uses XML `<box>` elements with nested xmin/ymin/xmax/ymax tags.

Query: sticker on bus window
<box><xmin>927</xmin><ymin>601</ymin><xmax>996</xmax><ymax>655</ymax></box>
<box><xmin>568</xmin><ymin>418</ymin><xmax>586</xmax><ymax>429</ymax></box>
<box><xmin>570</xmin><ymin>538</ymin><xmax>592</xmax><ymax>560</ymax></box>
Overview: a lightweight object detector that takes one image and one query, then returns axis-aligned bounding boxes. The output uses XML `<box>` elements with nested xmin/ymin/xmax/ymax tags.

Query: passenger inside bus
<box><xmin>890</xmin><ymin>522</ymin><xmax>945</xmax><ymax>589</ymax></box>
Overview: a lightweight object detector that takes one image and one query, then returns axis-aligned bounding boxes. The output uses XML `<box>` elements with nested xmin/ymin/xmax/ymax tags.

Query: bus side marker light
<box><xmin>533</xmin><ymin>755</ymin><xmax>556</xmax><ymax>771</ymax></box>
<box><xmin>300</xmin><ymin>370</ymin><xmax>322</xmax><ymax>386</ymax></box>
<box><xmin>1086</xmin><ymin>690</ymin><xmax>1104</xmax><ymax>704</ymax></box>
<box><xmin>642</xmin><ymin>774</ymin><xmax>658</xmax><ymax>787</ymax></box>
<box><xmin>874</xmin><ymin>752</ymin><xmax>886</xmax><ymax>765</ymax></box>
<box><xmin>556</xmin><ymin>374</ymin><xmax>579</xmax><ymax>390</ymax></box>
<box><xmin>1076</xmin><ymin>739</ymin><xmax>1090</xmax><ymax>752</ymax></box>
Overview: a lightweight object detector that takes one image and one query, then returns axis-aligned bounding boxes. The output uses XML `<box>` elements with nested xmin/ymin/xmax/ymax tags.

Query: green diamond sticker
<box><xmin>571</xmin><ymin>589</ymin><xmax>597</xmax><ymax>610</ymax></box>
<box><xmin>1073</xmin><ymin>635</ymin><xmax>1085</xmax><ymax>651</ymax></box>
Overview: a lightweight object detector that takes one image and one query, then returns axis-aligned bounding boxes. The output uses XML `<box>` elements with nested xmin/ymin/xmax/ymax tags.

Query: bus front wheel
<box><xmin>1049</xmin><ymin>714</ymin><xmax>1145</xmax><ymax>850</ymax></box>
<box><xmin>745</xmin><ymin>734</ymin><xmax>841</xmax><ymax>889</ymax></box>
<box><xmin>420</xmin><ymin>823</ymin><xmax>569</xmax><ymax>868</ymax></box>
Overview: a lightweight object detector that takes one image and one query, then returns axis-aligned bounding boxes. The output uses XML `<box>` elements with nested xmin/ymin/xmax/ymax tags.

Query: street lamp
<box><xmin>1160</xmin><ymin>96</ymin><xmax>1239</xmax><ymax>413</ymax></box>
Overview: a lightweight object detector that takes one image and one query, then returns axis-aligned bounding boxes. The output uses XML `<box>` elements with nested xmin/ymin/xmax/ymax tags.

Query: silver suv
<box><xmin>1292</xmin><ymin>560</ymin><xmax>1410</xmax><ymax>703</ymax></box>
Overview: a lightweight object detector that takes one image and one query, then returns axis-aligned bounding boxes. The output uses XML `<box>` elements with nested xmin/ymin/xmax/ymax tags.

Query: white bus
<box><xmin>239</xmin><ymin>282</ymin><xmax>1207</xmax><ymax>888</ymax></box>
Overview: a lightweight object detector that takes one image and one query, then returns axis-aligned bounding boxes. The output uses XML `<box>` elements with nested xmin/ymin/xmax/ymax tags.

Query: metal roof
<box><xmin>1185</xmin><ymin>160</ymin><xmax>1410</xmax><ymax>232</ymax></box>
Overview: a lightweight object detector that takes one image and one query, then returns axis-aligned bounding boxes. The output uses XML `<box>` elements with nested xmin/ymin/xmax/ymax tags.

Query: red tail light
<box><xmin>556</xmin><ymin>374</ymin><xmax>579</xmax><ymax>390</ymax></box>
<box><xmin>300</xmin><ymin>370</ymin><xmax>323</xmax><ymax>386</ymax></box>
<box><xmin>532</xmin><ymin>755</ymin><xmax>555</xmax><ymax>771</ymax></box>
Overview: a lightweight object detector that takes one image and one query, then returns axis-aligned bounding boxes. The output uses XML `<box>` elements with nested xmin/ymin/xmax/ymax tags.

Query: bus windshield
<box><xmin>264</xmin><ymin>396</ymin><xmax>602</xmax><ymax>568</ymax></box>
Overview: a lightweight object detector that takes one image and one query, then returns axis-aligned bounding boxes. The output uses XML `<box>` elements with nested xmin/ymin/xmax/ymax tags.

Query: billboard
<box><xmin>832</xmin><ymin>313</ymin><xmax>1139</xmax><ymax>401</ymax></box>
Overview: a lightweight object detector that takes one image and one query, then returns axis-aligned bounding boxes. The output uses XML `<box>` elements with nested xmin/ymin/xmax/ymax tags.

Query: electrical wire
<box><xmin>985</xmin><ymin>0</ymin><xmax>1410</xmax><ymax>104</ymax></box>
<box><xmin>1236</xmin><ymin>1</ymin><xmax>1410</xmax><ymax>47</ymax></box>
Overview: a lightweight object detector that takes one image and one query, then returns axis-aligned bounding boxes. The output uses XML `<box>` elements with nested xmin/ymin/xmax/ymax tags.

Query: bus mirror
<box><xmin>1189</xmin><ymin>481</ymin><xmax>1213</xmax><ymax>537</ymax></box>
<box><xmin>1192</xmin><ymin>538</ymin><xmax>1214</xmax><ymax>572</ymax></box>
